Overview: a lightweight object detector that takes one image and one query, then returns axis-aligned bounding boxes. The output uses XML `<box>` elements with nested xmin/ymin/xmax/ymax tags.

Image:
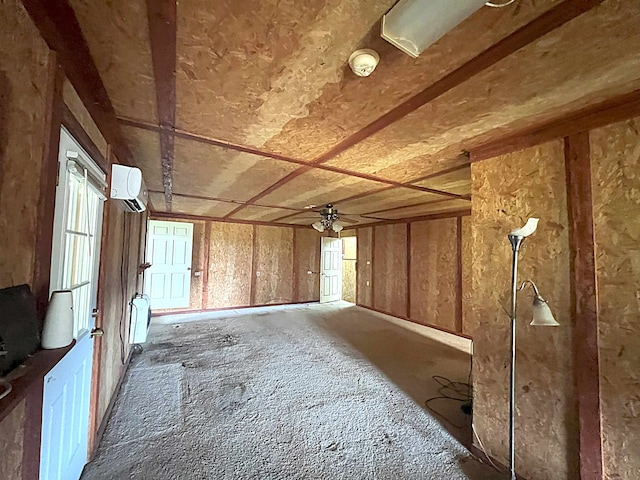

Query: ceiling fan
<box><xmin>306</xmin><ymin>204</ymin><xmax>359</xmax><ymax>233</ymax></box>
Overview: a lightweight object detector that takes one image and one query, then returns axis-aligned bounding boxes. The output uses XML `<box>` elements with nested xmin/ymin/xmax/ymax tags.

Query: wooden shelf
<box><xmin>0</xmin><ymin>342</ymin><xmax>74</xmax><ymax>423</ymax></box>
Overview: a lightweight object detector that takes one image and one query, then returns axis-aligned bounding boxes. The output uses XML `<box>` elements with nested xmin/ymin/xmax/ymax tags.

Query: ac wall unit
<box><xmin>110</xmin><ymin>164</ymin><xmax>148</xmax><ymax>213</ymax></box>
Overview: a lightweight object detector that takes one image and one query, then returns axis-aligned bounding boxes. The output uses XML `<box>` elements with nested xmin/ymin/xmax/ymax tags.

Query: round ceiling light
<box><xmin>348</xmin><ymin>49</ymin><xmax>380</xmax><ymax>77</ymax></box>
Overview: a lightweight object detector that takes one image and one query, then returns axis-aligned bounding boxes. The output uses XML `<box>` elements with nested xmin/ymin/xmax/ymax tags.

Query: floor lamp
<box><xmin>508</xmin><ymin>218</ymin><xmax>559</xmax><ymax>480</ymax></box>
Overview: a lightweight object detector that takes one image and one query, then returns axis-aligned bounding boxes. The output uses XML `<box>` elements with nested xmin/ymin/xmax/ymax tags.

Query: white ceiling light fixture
<box><xmin>348</xmin><ymin>49</ymin><xmax>380</xmax><ymax>77</ymax></box>
<box><xmin>381</xmin><ymin>0</ymin><xmax>514</xmax><ymax>58</ymax></box>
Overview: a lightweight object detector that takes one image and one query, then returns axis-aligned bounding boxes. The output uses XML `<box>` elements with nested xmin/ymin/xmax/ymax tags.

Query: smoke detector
<box><xmin>348</xmin><ymin>49</ymin><xmax>380</xmax><ymax>77</ymax></box>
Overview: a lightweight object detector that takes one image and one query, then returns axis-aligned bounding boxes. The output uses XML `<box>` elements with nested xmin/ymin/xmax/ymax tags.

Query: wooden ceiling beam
<box><xmin>150</xmin><ymin>211</ymin><xmax>312</xmax><ymax>229</ymax></box>
<box><xmin>349</xmin><ymin>210</ymin><xmax>472</xmax><ymax>229</ymax></box>
<box><xmin>21</xmin><ymin>0</ymin><xmax>132</xmax><ymax>163</ymax></box>
<box><xmin>148</xmin><ymin>190</ymin><xmax>311</xmax><ymax>213</ymax></box>
<box><xmin>310</xmin><ymin>0</ymin><xmax>603</xmax><ymax>166</ymax></box>
<box><xmin>221</xmin><ymin>0</ymin><xmax>602</xmax><ymax>219</ymax></box>
<box><xmin>146</xmin><ymin>0</ymin><xmax>177</xmax><ymax>212</ymax></box>
<box><xmin>117</xmin><ymin>116</ymin><xmax>464</xmax><ymax>199</ymax></box>
<box><xmin>470</xmin><ymin>89</ymin><xmax>640</xmax><ymax>162</ymax></box>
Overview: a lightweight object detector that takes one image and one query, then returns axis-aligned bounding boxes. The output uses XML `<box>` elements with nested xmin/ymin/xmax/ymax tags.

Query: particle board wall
<box><xmin>207</xmin><ymin>222</ymin><xmax>253</xmax><ymax>309</ymax></box>
<box><xmin>461</xmin><ymin>216</ymin><xmax>474</xmax><ymax>336</ymax></box>
<box><xmin>294</xmin><ymin>229</ymin><xmax>321</xmax><ymax>303</ymax></box>
<box><xmin>470</xmin><ymin>141</ymin><xmax>577</xmax><ymax>480</ymax></box>
<box><xmin>341</xmin><ymin>236</ymin><xmax>357</xmax><ymax>303</ymax></box>
<box><xmin>356</xmin><ymin>227</ymin><xmax>373</xmax><ymax>307</ymax></box>
<box><xmin>0</xmin><ymin>0</ymin><xmax>51</xmax><ymax>288</ymax></box>
<box><xmin>253</xmin><ymin>226</ymin><xmax>294</xmax><ymax>305</ymax></box>
<box><xmin>590</xmin><ymin>117</ymin><xmax>640</xmax><ymax>480</ymax></box>
<box><xmin>373</xmin><ymin>224</ymin><xmax>408</xmax><ymax>318</ymax></box>
<box><xmin>409</xmin><ymin>218</ymin><xmax>458</xmax><ymax>331</ymax></box>
<box><xmin>0</xmin><ymin>400</ymin><xmax>26</xmax><ymax>479</ymax></box>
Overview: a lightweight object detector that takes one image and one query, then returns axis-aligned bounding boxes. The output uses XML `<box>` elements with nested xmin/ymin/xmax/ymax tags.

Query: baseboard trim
<box><xmin>89</xmin><ymin>348</ymin><xmax>133</xmax><ymax>460</ymax></box>
<box><xmin>151</xmin><ymin>300</ymin><xmax>320</xmax><ymax>317</ymax></box>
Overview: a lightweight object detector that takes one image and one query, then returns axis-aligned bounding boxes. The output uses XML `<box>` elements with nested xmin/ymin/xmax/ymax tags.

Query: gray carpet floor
<box><xmin>81</xmin><ymin>302</ymin><xmax>503</xmax><ymax>480</ymax></box>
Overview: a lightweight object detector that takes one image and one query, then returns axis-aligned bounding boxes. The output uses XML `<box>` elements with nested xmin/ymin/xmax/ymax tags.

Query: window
<box><xmin>50</xmin><ymin>128</ymin><xmax>106</xmax><ymax>338</ymax></box>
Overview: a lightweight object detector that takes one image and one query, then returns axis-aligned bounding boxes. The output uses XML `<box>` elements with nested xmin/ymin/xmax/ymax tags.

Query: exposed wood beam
<box><xmin>150</xmin><ymin>211</ymin><xmax>314</xmax><ymax>229</ymax></box>
<box><xmin>148</xmin><ymin>190</ymin><xmax>307</xmax><ymax>213</ymax></box>
<box><xmin>349</xmin><ymin>209</ymin><xmax>471</xmax><ymax>229</ymax></box>
<box><xmin>21</xmin><ymin>0</ymin><xmax>132</xmax><ymax>163</ymax></box>
<box><xmin>359</xmin><ymin>197</ymin><xmax>462</xmax><ymax>217</ymax></box>
<box><xmin>310</xmin><ymin>0</ymin><xmax>603</xmax><ymax>166</ymax></box>
<box><xmin>470</xmin><ymin>89</ymin><xmax>640</xmax><ymax>162</ymax></box>
<box><xmin>33</xmin><ymin>55</ymin><xmax>64</xmax><ymax>323</ymax></box>
<box><xmin>455</xmin><ymin>217</ymin><xmax>463</xmax><ymax>334</ymax></box>
<box><xmin>146</xmin><ymin>0</ymin><xmax>177</xmax><ymax>211</ymax></box>
<box><xmin>118</xmin><ymin>116</ymin><xmax>464</xmax><ymax>199</ymax></box>
<box><xmin>223</xmin><ymin>0</ymin><xmax>602</xmax><ymax>219</ymax></box>
<box><xmin>564</xmin><ymin>133</ymin><xmax>603</xmax><ymax>480</ymax></box>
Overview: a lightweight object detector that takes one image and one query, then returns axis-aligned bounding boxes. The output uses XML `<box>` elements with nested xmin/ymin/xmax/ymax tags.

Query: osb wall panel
<box><xmin>63</xmin><ymin>79</ymin><xmax>108</xmax><ymax>157</ymax></box>
<box><xmin>293</xmin><ymin>229</ymin><xmax>320</xmax><ymax>303</ymax></box>
<box><xmin>69</xmin><ymin>0</ymin><xmax>158</xmax><ymax>122</ymax></box>
<box><xmin>123</xmin><ymin>126</ymin><xmax>163</xmax><ymax>192</ymax></box>
<box><xmin>409</xmin><ymin>218</ymin><xmax>458</xmax><ymax>331</ymax></box>
<box><xmin>373</xmin><ymin>224</ymin><xmax>407</xmax><ymax>317</ymax></box>
<box><xmin>206</xmin><ymin>222</ymin><xmax>253</xmax><ymax>308</ymax></box>
<box><xmin>0</xmin><ymin>0</ymin><xmax>50</xmax><ymax>288</ymax></box>
<box><xmin>470</xmin><ymin>141</ymin><xmax>577</xmax><ymax>479</ymax></box>
<box><xmin>325</xmin><ymin>0</ymin><xmax>640</xmax><ymax>183</ymax></box>
<box><xmin>262</xmin><ymin>1</ymin><xmax>562</xmax><ymax>160</ymax></box>
<box><xmin>254</xmin><ymin>226</ymin><xmax>294</xmax><ymax>305</ymax></box>
<box><xmin>342</xmin><ymin>236</ymin><xmax>357</xmax><ymax>303</ymax></box>
<box><xmin>461</xmin><ymin>216</ymin><xmax>474</xmax><ymax>336</ymax></box>
<box><xmin>176</xmin><ymin>0</ymin><xmax>394</xmax><ymax>154</ymax></box>
<box><xmin>590</xmin><ymin>117</ymin><xmax>640</xmax><ymax>480</ymax></box>
<box><xmin>356</xmin><ymin>227</ymin><xmax>372</xmax><ymax>307</ymax></box>
<box><xmin>0</xmin><ymin>399</ymin><xmax>25</xmax><ymax>479</ymax></box>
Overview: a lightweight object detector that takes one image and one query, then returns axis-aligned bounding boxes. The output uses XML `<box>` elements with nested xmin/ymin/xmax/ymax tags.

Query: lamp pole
<box><xmin>508</xmin><ymin>233</ymin><xmax>524</xmax><ymax>480</ymax></box>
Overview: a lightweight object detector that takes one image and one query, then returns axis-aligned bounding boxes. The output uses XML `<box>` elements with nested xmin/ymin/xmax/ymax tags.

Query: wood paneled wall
<box><xmin>590</xmin><ymin>117</ymin><xmax>640</xmax><ymax>480</ymax></box>
<box><xmin>0</xmin><ymin>1</ymin><xmax>148</xmax><ymax>476</ymax></box>
<box><xmin>356</xmin><ymin>214</ymin><xmax>470</xmax><ymax>336</ymax></box>
<box><xmin>470</xmin><ymin>140</ymin><xmax>577</xmax><ymax>479</ymax></box>
<box><xmin>154</xmin><ymin>219</ymin><xmax>321</xmax><ymax>312</ymax></box>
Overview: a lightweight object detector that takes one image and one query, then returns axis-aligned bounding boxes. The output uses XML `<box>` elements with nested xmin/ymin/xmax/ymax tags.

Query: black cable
<box><xmin>424</xmin><ymin>341</ymin><xmax>474</xmax><ymax>429</ymax></box>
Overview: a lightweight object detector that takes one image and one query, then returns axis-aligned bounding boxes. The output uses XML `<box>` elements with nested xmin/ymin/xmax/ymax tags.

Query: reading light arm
<box><xmin>518</xmin><ymin>279</ymin><xmax>541</xmax><ymax>297</ymax></box>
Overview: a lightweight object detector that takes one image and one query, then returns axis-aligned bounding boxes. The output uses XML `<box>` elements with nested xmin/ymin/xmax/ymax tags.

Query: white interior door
<box><xmin>320</xmin><ymin>237</ymin><xmax>342</xmax><ymax>303</ymax></box>
<box><xmin>144</xmin><ymin>220</ymin><xmax>193</xmax><ymax>309</ymax></box>
<box><xmin>41</xmin><ymin>127</ymin><xmax>106</xmax><ymax>480</ymax></box>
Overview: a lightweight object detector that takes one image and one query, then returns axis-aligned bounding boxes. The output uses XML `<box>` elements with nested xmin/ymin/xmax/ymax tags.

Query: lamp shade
<box><xmin>530</xmin><ymin>295</ymin><xmax>559</xmax><ymax>326</ymax></box>
<box><xmin>42</xmin><ymin>290</ymin><xmax>74</xmax><ymax>349</ymax></box>
<box><xmin>312</xmin><ymin>222</ymin><xmax>325</xmax><ymax>232</ymax></box>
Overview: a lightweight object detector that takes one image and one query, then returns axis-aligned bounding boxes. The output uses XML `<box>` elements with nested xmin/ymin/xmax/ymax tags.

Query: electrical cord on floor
<box><xmin>424</xmin><ymin>375</ymin><xmax>472</xmax><ymax>429</ymax></box>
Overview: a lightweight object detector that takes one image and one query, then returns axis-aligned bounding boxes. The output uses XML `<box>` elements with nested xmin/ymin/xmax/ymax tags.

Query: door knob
<box><xmin>90</xmin><ymin>327</ymin><xmax>104</xmax><ymax>338</ymax></box>
<box><xmin>91</xmin><ymin>309</ymin><xmax>99</xmax><ymax>318</ymax></box>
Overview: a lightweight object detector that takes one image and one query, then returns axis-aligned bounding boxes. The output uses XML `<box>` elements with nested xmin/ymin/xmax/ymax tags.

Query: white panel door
<box><xmin>144</xmin><ymin>220</ymin><xmax>193</xmax><ymax>309</ymax></box>
<box><xmin>320</xmin><ymin>237</ymin><xmax>342</xmax><ymax>303</ymax></box>
<box><xmin>41</xmin><ymin>127</ymin><xmax>106</xmax><ymax>480</ymax></box>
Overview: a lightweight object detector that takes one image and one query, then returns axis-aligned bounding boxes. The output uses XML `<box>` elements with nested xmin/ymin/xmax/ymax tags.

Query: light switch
<box><xmin>366</xmin><ymin>281</ymin><xmax>370</xmax><ymax>286</ymax></box>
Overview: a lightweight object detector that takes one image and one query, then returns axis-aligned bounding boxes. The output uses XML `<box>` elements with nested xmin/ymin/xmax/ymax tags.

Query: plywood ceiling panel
<box><xmin>176</xmin><ymin>0</ymin><xmax>395</xmax><ymax>156</ymax></box>
<box><xmin>335</xmin><ymin>187</ymin><xmax>448</xmax><ymax>215</ymax></box>
<box><xmin>147</xmin><ymin>191</ymin><xmax>166</xmax><ymax>212</ymax></box>
<box><xmin>122</xmin><ymin>126</ymin><xmax>163</xmax><ymax>192</ymax></box>
<box><xmin>228</xmin><ymin>205</ymin><xmax>297</xmax><ymax>222</ymax></box>
<box><xmin>324</xmin><ymin>0</ymin><xmax>640</xmax><ymax>180</ymax></box>
<box><xmin>172</xmin><ymin>137</ymin><xmax>300</xmax><ymax>201</ymax></box>
<box><xmin>69</xmin><ymin>0</ymin><xmax>158</xmax><ymax>122</ymax></box>
<box><xmin>371</xmin><ymin>199</ymin><xmax>471</xmax><ymax>219</ymax></box>
<box><xmin>263</xmin><ymin>0</ymin><xmax>563</xmax><ymax>160</ymax></box>
<box><xmin>412</xmin><ymin>166</ymin><xmax>471</xmax><ymax>196</ymax></box>
<box><xmin>257</xmin><ymin>169</ymin><xmax>386</xmax><ymax>209</ymax></box>
<box><xmin>170</xmin><ymin>196</ymin><xmax>238</xmax><ymax>218</ymax></box>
